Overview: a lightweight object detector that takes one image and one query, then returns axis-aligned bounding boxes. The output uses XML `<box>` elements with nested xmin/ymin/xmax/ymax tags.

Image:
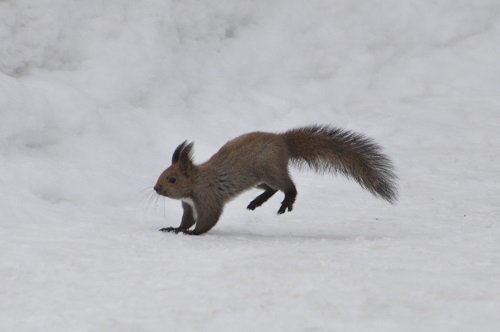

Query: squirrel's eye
<box><xmin>168</xmin><ymin>176</ymin><xmax>177</xmax><ymax>184</ymax></box>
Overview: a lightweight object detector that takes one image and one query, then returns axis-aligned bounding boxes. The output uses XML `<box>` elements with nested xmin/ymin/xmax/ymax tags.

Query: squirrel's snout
<box><xmin>154</xmin><ymin>184</ymin><xmax>162</xmax><ymax>194</ymax></box>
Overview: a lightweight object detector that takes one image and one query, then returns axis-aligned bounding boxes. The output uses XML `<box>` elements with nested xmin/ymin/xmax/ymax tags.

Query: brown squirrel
<box><xmin>154</xmin><ymin>125</ymin><xmax>397</xmax><ymax>235</ymax></box>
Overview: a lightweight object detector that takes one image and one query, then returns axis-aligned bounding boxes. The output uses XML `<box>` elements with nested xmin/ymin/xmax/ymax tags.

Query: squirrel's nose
<box><xmin>154</xmin><ymin>184</ymin><xmax>162</xmax><ymax>193</ymax></box>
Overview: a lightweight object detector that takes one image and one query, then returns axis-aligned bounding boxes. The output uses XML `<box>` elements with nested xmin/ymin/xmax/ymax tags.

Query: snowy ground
<box><xmin>1</xmin><ymin>0</ymin><xmax>500</xmax><ymax>331</ymax></box>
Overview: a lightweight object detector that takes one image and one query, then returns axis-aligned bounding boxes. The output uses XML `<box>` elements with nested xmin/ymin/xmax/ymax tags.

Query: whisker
<box><xmin>138</xmin><ymin>191</ymin><xmax>152</xmax><ymax>206</ymax></box>
<box><xmin>149</xmin><ymin>192</ymin><xmax>158</xmax><ymax>212</ymax></box>
<box><xmin>163</xmin><ymin>196</ymin><xmax>166</xmax><ymax>217</ymax></box>
<box><xmin>154</xmin><ymin>194</ymin><xmax>160</xmax><ymax>212</ymax></box>
<box><xmin>139</xmin><ymin>186</ymin><xmax>153</xmax><ymax>193</ymax></box>
<box><xmin>144</xmin><ymin>191</ymin><xmax>153</xmax><ymax>206</ymax></box>
<box><xmin>142</xmin><ymin>191</ymin><xmax>156</xmax><ymax>212</ymax></box>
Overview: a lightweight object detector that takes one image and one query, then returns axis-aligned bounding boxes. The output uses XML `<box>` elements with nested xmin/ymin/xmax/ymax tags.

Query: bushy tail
<box><xmin>283</xmin><ymin>125</ymin><xmax>398</xmax><ymax>203</ymax></box>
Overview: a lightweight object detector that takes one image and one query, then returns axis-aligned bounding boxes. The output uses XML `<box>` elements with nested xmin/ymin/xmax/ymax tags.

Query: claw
<box><xmin>159</xmin><ymin>227</ymin><xmax>182</xmax><ymax>233</ymax></box>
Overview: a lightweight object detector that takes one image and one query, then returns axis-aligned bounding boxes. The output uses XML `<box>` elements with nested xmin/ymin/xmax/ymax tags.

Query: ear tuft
<box><xmin>171</xmin><ymin>141</ymin><xmax>195</xmax><ymax>176</ymax></box>
<box><xmin>172</xmin><ymin>140</ymin><xmax>188</xmax><ymax>164</ymax></box>
<box><xmin>178</xmin><ymin>142</ymin><xmax>194</xmax><ymax>175</ymax></box>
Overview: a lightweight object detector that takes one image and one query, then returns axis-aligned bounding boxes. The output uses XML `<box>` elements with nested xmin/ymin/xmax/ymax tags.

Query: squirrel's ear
<box><xmin>178</xmin><ymin>142</ymin><xmax>194</xmax><ymax>176</ymax></box>
<box><xmin>172</xmin><ymin>140</ymin><xmax>188</xmax><ymax>164</ymax></box>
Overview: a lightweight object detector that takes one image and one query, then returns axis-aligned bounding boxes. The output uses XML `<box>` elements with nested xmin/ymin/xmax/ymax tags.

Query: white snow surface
<box><xmin>1</xmin><ymin>0</ymin><xmax>500</xmax><ymax>331</ymax></box>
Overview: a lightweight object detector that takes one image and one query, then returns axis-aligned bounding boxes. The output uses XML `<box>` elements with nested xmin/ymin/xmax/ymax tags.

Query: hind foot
<box><xmin>277</xmin><ymin>187</ymin><xmax>297</xmax><ymax>214</ymax></box>
<box><xmin>247</xmin><ymin>200</ymin><xmax>260</xmax><ymax>210</ymax></box>
<box><xmin>247</xmin><ymin>188</ymin><xmax>277</xmax><ymax>211</ymax></box>
<box><xmin>277</xmin><ymin>201</ymin><xmax>294</xmax><ymax>214</ymax></box>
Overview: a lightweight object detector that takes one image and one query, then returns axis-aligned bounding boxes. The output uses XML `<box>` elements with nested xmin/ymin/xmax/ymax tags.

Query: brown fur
<box><xmin>154</xmin><ymin>125</ymin><xmax>398</xmax><ymax>235</ymax></box>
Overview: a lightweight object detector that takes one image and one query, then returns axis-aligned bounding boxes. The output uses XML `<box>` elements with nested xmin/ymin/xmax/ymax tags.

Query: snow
<box><xmin>1</xmin><ymin>0</ymin><xmax>500</xmax><ymax>330</ymax></box>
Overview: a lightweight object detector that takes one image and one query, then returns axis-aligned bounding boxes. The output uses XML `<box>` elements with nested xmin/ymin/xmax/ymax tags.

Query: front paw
<box><xmin>159</xmin><ymin>227</ymin><xmax>183</xmax><ymax>233</ymax></box>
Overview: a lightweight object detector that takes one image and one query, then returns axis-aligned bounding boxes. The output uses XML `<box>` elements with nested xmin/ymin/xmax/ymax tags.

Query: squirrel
<box><xmin>154</xmin><ymin>125</ymin><xmax>398</xmax><ymax>235</ymax></box>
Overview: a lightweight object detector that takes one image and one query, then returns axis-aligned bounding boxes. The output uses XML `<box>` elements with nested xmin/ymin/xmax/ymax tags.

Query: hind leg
<box><xmin>262</xmin><ymin>172</ymin><xmax>297</xmax><ymax>215</ymax></box>
<box><xmin>247</xmin><ymin>184</ymin><xmax>277</xmax><ymax>210</ymax></box>
<box><xmin>277</xmin><ymin>183</ymin><xmax>297</xmax><ymax>214</ymax></box>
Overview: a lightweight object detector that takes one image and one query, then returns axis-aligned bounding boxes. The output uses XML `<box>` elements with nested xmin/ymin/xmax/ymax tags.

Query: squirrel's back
<box><xmin>200</xmin><ymin>132</ymin><xmax>288</xmax><ymax>198</ymax></box>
